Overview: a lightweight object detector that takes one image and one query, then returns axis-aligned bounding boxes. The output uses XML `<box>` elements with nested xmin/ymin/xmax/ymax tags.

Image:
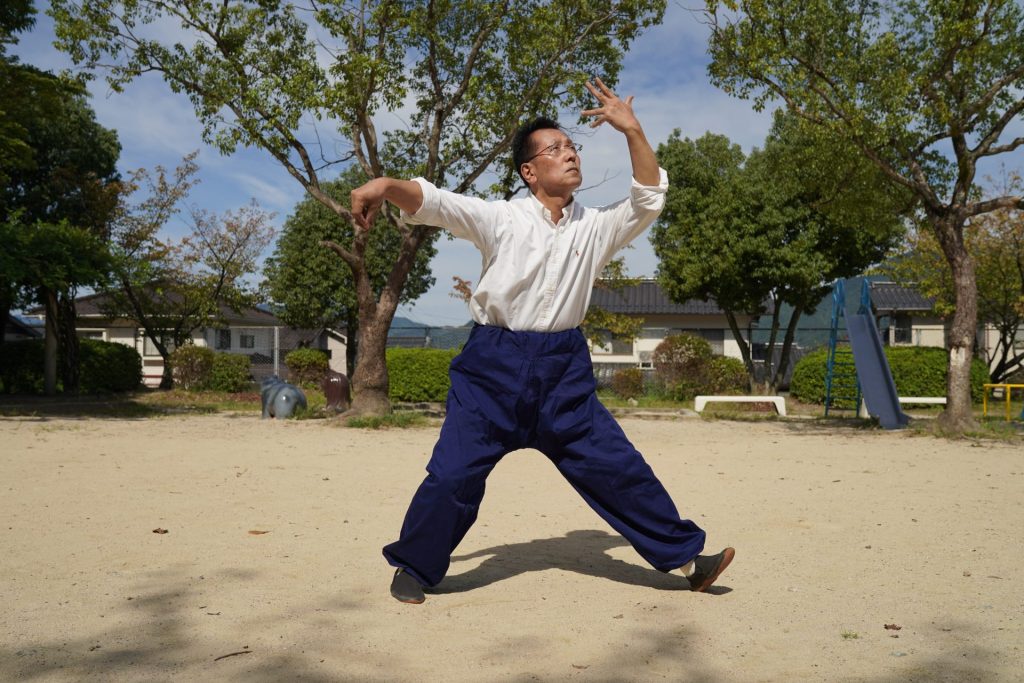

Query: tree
<box><xmin>653</xmin><ymin>113</ymin><xmax>908</xmax><ymax>393</ymax></box>
<box><xmin>1</xmin><ymin>3</ymin><xmax>121</xmax><ymax>391</ymax></box>
<box><xmin>1</xmin><ymin>215</ymin><xmax>113</xmax><ymax>394</ymax></box>
<box><xmin>705</xmin><ymin>0</ymin><xmax>1024</xmax><ymax>430</ymax></box>
<box><xmin>262</xmin><ymin>167</ymin><xmax>435</xmax><ymax>376</ymax></box>
<box><xmin>880</xmin><ymin>170</ymin><xmax>1024</xmax><ymax>382</ymax></box>
<box><xmin>51</xmin><ymin>0</ymin><xmax>667</xmax><ymax>415</ymax></box>
<box><xmin>104</xmin><ymin>154</ymin><xmax>276</xmax><ymax>388</ymax></box>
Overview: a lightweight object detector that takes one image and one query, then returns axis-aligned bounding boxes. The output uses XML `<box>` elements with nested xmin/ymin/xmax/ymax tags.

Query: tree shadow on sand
<box><xmin>434</xmin><ymin>529</ymin><xmax>731</xmax><ymax>595</ymax></box>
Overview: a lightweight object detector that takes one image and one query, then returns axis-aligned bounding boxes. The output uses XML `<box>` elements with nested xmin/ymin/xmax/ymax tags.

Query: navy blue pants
<box><xmin>382</xmin><ymin>325</ymin><xmax>705</xmax><ymax>587</ymax></box>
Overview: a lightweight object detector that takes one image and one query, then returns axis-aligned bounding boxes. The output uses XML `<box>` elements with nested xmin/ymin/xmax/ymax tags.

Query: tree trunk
<box><xmin>348</xmin><ymin>307</ymin><xmax>394</xmax><ymax>415</ymax></box>
<box><xmin>159</xmin><ymin>357</ymin><xmax>174</xmax><ymax>389</ymax></box>
<box><xmin>57</xmin><ymin>291</ymin><xmax>80</xmax><ymax>394</ymax></box>
<box><xmin>43</xmin><ymin>289</ymin><xmax>59</xmax><ymax>396</ymax></box>
<box><xmin>935</xmin><ymin>217</ymin><xmax>979</xmax><ymax>431</ymax></box>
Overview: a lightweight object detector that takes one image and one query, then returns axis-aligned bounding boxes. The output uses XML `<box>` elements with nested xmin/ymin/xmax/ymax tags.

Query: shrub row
<box><xmin>169</xmin><ymin>345</ymin><xmax>251</xmax><ymax>392</ymax></box>
<box><xmin>790</xmin><ymin>346</ymin><xmax>989</xmax><ymax>404</ymax></box>
<box><xmin>386</xmin><ymin>347</ymin><xmax>460</xmax><ymax>402</ymax></box>
<box><xmin>0</xmin><ymin>338</ymin><xmax>142</xmax><ymax>394</ymax></box>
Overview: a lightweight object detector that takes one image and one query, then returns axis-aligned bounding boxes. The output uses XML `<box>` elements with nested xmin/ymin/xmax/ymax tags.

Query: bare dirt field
<box><xmin>1</xmin><ymin>413</ymin><xmax>1021</xmax><ymax>682</ymax></box>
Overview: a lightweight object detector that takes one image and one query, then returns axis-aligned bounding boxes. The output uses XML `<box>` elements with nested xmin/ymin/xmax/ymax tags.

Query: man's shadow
<box><xmin>434</xmin><ymin>529</ymin><xmax>728</xmax><ymax>594</ymax></box>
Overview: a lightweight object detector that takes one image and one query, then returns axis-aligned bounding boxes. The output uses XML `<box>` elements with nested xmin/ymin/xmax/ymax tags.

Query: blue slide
<box><xmin>846</xmin><ymin>312</ymin><xmax>909</xmax><ymax>429</ymax></box>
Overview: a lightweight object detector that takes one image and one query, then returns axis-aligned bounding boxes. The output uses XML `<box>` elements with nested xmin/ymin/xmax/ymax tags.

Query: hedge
<box><xmin>208</xmin><ymin>353</ymin><xmax>251</xmax><ymax>392</ymax></box>
<box><xmin>386</xmin><ymin>347</ymin><xmax>460</xmax><ymax>402</ymax></box>
<box><xmin>790</xmin><ymin>346</ymin><xmax>989</xmax><ymax>404</ymax></box>
<box><xmin>169</xmin><ymin>345</ymin><xmax>216</xmax><ymax>391</ymax></box>
<box><xmin>0</xmin><ymin>338</ymin><xmax>141</xmax><ymax>394</ymax></box>
<box><xmin>285</xmin><ymin>348</ymin><xmax>329</xmax><ymax>387</ymax></box>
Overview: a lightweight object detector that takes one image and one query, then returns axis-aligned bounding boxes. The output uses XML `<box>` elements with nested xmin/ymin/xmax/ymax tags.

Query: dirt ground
<box><xmin>1</xmin><ymin>413</ymin><xmax>1021</xmax><ymax>682</ymax></box>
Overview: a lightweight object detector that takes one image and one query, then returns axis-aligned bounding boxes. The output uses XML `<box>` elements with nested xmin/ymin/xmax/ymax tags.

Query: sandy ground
<box><xmin>1</xmin><ymin>413</ymin><xmax>1021</xmax><ymax>682</ymax></box>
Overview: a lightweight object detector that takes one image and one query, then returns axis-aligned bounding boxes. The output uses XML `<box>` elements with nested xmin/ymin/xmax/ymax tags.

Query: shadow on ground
<box><xmin>437</xmin><ymin>529</ymin><xmax>709</xmax><ymax>594</ymax></box>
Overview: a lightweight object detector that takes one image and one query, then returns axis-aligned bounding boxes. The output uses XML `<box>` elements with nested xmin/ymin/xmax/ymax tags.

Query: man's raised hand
<box><xmin>582</xmin><ymin>77</ymin><xmax>641</xmax><ymax>134</ymax></box>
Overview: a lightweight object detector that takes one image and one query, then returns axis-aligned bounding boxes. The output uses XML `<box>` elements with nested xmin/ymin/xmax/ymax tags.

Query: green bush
<box><xmin>169</xmin><ymin>345</ymin><xmax>215</xmax><ymax>391</ymax></box>
<box><xmin>78</xmin><ymin>339</ymin><xmax>142</xmax><ymax>392</ymax></box>
<box><xmin>387</xmin><ymin>348</ymin><xmax>459</xmax><ymax>402</ymax></box>
<box><xmin>652</xmin><ymin>334</ymin><xmax>714</xmax><ymax>400</ymax></box>
<box><xmin>208</xmin><ymin>353</ymin><xmax>251</xmax><ymax>392</ymax></box>
<box><xmin>706</xmin><ymin>356</ymin><xmax>748</xmax><ymax>394</ymax></box>
<box><xmin>790</xmin><ymin>345</ymin><xmax>989</xmax><ymax>404</ymax></box>
<box><xmin>0</xmin><ymin>339</ymin><xmax>46</xmax><ymax>394</ymax></box>
<box><xmin>285</xmin><ymin>347</ymin><xmax>329</xmax><ymax>387</ymax></box>
<box><xmin>0</xmin><ymin>338</ymin><xmax>141</xmax><ymax>394</ymax></box>
<box><xmin>610</xmin><ymin>367</ymin><xmax>645</xmax><ymax>399</ymax></box>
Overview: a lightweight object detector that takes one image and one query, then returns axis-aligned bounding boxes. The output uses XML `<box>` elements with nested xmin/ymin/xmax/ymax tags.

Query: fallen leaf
<box><xmin>248</xmin><ymin>530</ymin><xmax>269</xmax><ymax>535</ymax></box>
<box><xmin>884</xmin><ymin>624</ymin><xmax>902</xmax><ymax>630</ymax></box>
<box><xmin>571</xmin><ymin>664</ymin><xmax>589</xmax><ymax>670</ymax></box>
<box><xmin>152</xmin><ymin>528</ymin><xmax>168</xmax><ymax>534</ymax></box>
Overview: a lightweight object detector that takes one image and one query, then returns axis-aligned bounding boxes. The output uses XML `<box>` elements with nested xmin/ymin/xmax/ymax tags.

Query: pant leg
<box><xmin>382</xmin><ymin>327</ymin><xmax>525</xmax><ymax>587</ymax></box>
<box><xmin>535</xmin><ymin>332</ymin><xmax>706</xmax><ymax>571</ymax></box>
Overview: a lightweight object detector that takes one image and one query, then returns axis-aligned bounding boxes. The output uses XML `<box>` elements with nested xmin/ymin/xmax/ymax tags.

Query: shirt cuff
<box><xmin>630</xmin><ymin>167</ymin><xmax>669</xmax><ymax>193</ymax></box>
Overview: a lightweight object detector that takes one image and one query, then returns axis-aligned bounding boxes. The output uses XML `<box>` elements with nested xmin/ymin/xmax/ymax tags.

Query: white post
<box><xmin>273</xmin><ymin>326</ymin><xmax>280</xmax><ymax>376</ymax></box>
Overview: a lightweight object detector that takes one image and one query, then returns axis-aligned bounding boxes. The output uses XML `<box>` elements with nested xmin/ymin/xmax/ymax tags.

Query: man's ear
<box><xmin>520</xmin><ymin>162</ymin><xmax>535</xmax><ymax>185</ymax></box>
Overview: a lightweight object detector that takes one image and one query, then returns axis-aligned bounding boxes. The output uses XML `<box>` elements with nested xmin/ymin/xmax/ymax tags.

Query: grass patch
<box><xmin>841</xmin><ymin>631</ymin><xmax>860</xmax><ymax>640</ymax></box>
<box><xmin>345</xmin><ymin>412</ymin><xmax>429</xmax><ymax>429</ymax></box>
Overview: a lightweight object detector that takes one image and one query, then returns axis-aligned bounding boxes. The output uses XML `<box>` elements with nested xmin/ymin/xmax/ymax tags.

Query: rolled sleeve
<box><xmin>629</xmin><ymin>167</ymin><xmax>669</xmax><ymax>211</ymax></box>
<box><xmin>399</xmin><ymin>177</ymin><xmax>438</xmax><ymax>226</ymax></box>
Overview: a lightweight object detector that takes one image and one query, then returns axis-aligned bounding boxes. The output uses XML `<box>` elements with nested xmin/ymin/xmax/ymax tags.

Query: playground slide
<box><xmin>846</xmin><ymin>312</ymin><xmax>909</xmax><ymax>430</ymax></box>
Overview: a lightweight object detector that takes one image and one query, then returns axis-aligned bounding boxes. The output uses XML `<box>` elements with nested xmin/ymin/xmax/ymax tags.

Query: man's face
<box><xmin>521</xmin><ymin>128</ymin><xmax>582</xmax><ymax>195</ymax></box>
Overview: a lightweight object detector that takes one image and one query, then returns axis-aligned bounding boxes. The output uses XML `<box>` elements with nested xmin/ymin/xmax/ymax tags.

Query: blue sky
<box><xmin>15</xmin><ymin>3</ymin><xmax>1020</xmax><ymax>327</ymax></box>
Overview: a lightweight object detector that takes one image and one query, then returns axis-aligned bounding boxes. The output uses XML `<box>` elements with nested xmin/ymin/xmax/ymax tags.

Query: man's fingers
<box><xmin>594</xmin><ymin>77</ymin><xmax>615</xmax><ymax>97</ymax></box>
<box><xmin>626</xmin><ymin>95</ymin><xmax>634</xmax><ymax>106</ymax></box>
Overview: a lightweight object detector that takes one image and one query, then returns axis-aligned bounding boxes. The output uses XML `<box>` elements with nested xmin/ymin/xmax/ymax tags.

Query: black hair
<box><xmin>512</xmin><ymin>116</ymin><xmax>562</xmax><ymax>182</ymax></box>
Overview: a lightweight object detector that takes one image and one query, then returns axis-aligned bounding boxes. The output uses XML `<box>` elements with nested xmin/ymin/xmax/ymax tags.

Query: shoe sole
<box><xmin>391</xmin><ymin>593</ymin><xmax>425</xmax><ymax>605</ymax></box>
<box><xmin>692</xmin><ymin>547</ymin><xmax>735</xmax><ymax>592</ymax></box>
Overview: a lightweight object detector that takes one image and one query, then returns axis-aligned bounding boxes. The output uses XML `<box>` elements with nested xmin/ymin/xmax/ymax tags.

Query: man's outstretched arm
<box><xmin>582</xmin><ymin>77</ymin><xmax>660</xmax><ymax>187</ymax></box>
<box><xmin>349</xmin><ymin>177</ymin><xmax>424</xmax><ymax>230</ymax></box>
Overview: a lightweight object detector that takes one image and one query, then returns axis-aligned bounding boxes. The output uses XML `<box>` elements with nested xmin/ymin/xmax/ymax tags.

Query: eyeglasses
<box><xmin>525</xmin><ymin>141</ymin><xmax>583</xmax><ymax>162</ymax></box>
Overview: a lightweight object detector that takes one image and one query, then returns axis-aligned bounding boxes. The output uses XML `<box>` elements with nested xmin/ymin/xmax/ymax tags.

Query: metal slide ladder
<box><xmin>824</xmin><ymin>279</ymin><xmax>861</xmax><ymax>415</ymax></box>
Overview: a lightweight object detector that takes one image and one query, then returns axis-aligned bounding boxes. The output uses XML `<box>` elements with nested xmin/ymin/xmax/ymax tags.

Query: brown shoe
<box><xmin>390</xmin><ymin>568</ymin><xmax>426</xmax><ymax>604</ymax></box>
<box><xmin>688</xmin><ymin>547</ymin><xmax>735</xmax><ymax>592</ymax></box>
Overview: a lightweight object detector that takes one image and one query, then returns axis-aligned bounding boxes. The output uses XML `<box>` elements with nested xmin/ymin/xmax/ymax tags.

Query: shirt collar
<box><xmin>528</xmin><ymin>192</ymin><xmax>575</xmax><ymax>225</ymax></box>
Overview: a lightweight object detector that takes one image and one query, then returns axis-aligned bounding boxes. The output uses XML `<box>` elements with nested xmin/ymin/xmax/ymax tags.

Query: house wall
<box><xmin>587</xmin><ymin>313</ymin><xmax>752</xmax><ymax>367</ymax></box>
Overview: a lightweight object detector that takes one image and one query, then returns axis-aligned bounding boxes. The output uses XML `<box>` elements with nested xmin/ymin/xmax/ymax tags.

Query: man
<box><xmin>351</xmin><ymin>78</ymin><xmax>734</xmax><ymax>605</ymax></box>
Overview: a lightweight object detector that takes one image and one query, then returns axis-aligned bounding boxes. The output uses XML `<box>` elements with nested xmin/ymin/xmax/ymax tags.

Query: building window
<box><xmin>215</xmin><ymin>329</ymin><xmax>231</xmax><ymax>350</ymax></box>
<box><xmin>143</xmin><ymin>335</ymin><xmax>176</xmax><ymax>357</ymax></box>
<box><xmin>894</xmin><ymin>314</ymin><xmax>912</xmax><ymax>344</ymax></box>
<box><xmin>240</xmin><ymin>333</ymin><xmax>255</xmax><ymax>349</ymax></box>
<box><xmin>77</xmin><ymin>329</ymin><xmax>104</xmax><ymax>341</ymax></box>
<box><xmin>592</xmin><ymin>330</ymin><xmax>633</xmax><ymax>355</ymax></box>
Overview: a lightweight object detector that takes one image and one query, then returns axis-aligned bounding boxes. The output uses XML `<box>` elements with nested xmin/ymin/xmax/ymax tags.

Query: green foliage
<box><xmin>263</xmin><ymin>168</ymin><xmax>435</xmax><ymax>333</ymax></box>
<box><xmin>101</xmin><ymin>154</ymin><xmax>275</xmax><ymax>388</ymax></box>
<box><xmin>0</xmin><ymin>339</ymin><xmax>45</xmax><ymax>393</ymax></box>
<box><xmin>653</xmin><ymin>112</ymin><xmax>908</xmax><ymax>392</ymax></box>
<box><xmin>610</xmin><ymin>367</ymin><xmax>645</xmax><ymax>400</ymax></box>
<box><xmin>386</xmin><ymin>348</ymin><xmax>459</xmax><ymax>403</ymax></box>
<box><xmin>0</xmin><ymin>338</ymin><xmax>140</xmax><ymax>394</ymax></box>
<box><xmin>169</xmin><ymin>345</ymin><xmax>215</xmax><ymax>391</ymax></box>
<box><xmin>704</xmin><ymin>0</ymin><xmax>1024</xmax><ymax>426</ymax></box>
<box><xmin>208</xmin><ymin>353</ymin><xmax>251</xmax><ymax>393</ymax></box>
<box><xmin>706</xmin><ymin>356</ymin><xmax>748</xmax><ymax>395</ymax></box>
<box><xmin>652</xmin><ymin>334</ymin><xmax>714</xmax><ymax>400</ymax></box>
<box><xmin>790</xmin><ymin>346</ymin><xmax>989</xmax><ymax>405</ymax></box>
<box><xmin>78</xmin><ymin>338</ymin><xmax>142</xmax><ymax>392</ymax></box>
<box><xmin>285</xmin><ymin>347</ymin><xmax>329</xmax><ymax>387</ymax></box>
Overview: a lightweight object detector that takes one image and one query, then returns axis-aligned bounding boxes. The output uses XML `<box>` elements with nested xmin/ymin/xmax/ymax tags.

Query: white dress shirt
<box><xmin>401</xmin><ymin>169</ymin><xmax>669</xmax><ymax>332</ymax></box>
